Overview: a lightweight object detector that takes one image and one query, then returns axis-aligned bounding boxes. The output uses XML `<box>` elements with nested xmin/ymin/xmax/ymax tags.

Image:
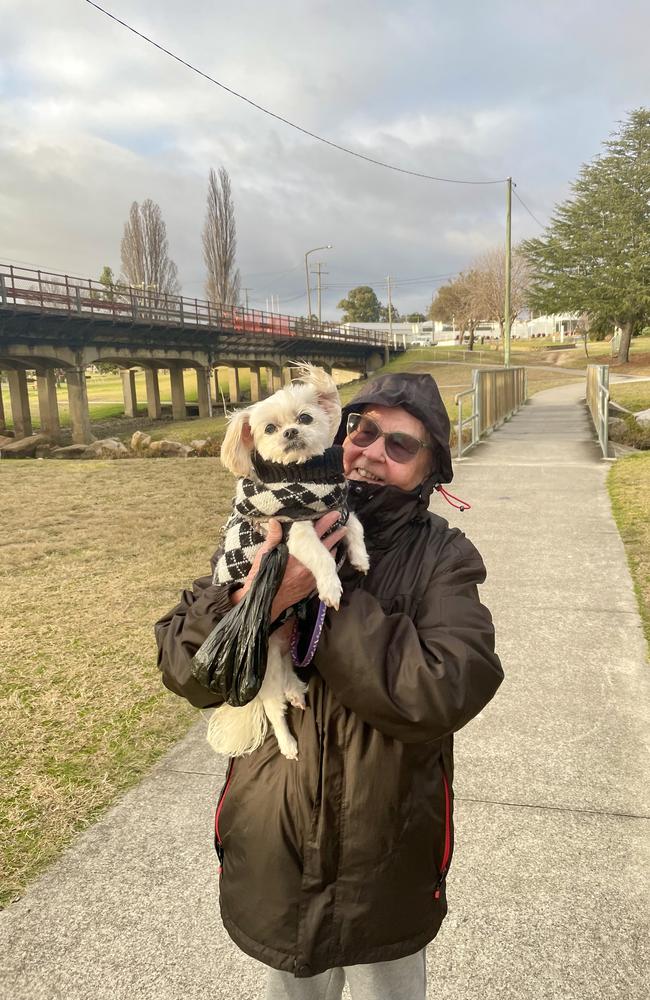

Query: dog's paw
<box><xmin>318</xmin><ymin>576</ymin><xmax>343</xmax><ymax>610</ymax></box>
<box><xmin>286</xmin><ymin>690</ymin><xmax>307</xmax><ymax>710</ymax></box>
<box><xmin>350</xmin><ymin>552</ymin><xmax>370</xmax><ymax>574</ymax></box>
<box><xmin>278</xmin><ymin>735</ymin><xmax>299</xmax><ymax>760</ymax></box>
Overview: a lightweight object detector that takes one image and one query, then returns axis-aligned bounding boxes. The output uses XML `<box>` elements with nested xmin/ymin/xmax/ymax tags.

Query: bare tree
<box><xmin>473</xmin><ymin>246</ymin><xmax>530</xmax><ymax>341</ymax></box>
<box><xmin>202</xmin><ymin>166</ymin><xmax>241</xmax><ymax>306</ymax></box>
<box><xmin>429</xmin><ymin>271</ymin><xmax>485</xmax><ymax>350</ymax></box>
<box><xmin>120</xmin><ymin>199</ymin><xmax>180</xmax><ymax>295</ymax></box>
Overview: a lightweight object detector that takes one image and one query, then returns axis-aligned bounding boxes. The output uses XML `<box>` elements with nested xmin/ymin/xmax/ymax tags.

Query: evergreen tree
<box><xmin>523</xmin><ymin>109</ymin><xmax>650</xmax><ymax>363</ymax></box>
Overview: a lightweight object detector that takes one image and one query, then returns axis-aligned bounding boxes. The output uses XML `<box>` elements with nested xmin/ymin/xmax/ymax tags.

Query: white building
<box><xmin>344</xmin><ymin>313</ymin><xmax>580</xmax><ymax>348</ymax></box>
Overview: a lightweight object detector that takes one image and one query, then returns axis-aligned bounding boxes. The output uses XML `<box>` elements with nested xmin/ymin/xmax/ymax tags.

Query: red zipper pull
<box><xmin>433</xmin><ymin>868</ymin><xmax>448</xmax><ymax>900</ymax></box>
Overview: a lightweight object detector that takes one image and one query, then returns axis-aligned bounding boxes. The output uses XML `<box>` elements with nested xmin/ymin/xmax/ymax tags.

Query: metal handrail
<box><xmin>586</xmin><ymin>365</ymin><xmax>609</xmax><ymax>457</ymax></box>
<box><xmin>0</xmin><ymin>263</ymin><xmax>395</xmax><ymax>350</ymax></box>
<box><xmin>454</xmin><ymin>381</ymin><xmax>480</xmax><ymax>457</ymax></box>
<box><xmin>453</xmin><ymin>366</ymin><xmax>527</xmax><ymax>458</ymax></box>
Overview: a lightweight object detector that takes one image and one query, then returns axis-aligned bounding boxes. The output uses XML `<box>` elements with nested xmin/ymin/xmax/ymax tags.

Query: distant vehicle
<box><xmin>410</xmin><ymin>337</ymin><xmax>432</xmax><ymax>347</ymax></box>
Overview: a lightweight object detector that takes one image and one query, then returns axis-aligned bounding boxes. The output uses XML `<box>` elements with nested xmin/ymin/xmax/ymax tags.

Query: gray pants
<box><xmin>264</xmin><ymin>948</ymin><xmax>427</xmax><ymax>1000</ymax></box>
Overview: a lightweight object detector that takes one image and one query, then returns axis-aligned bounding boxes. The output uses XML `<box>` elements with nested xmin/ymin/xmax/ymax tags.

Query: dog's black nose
<box><xmin>284</xmin><ymin>427</ymin><xmax>299</xmax><ymax>440</ymax></box>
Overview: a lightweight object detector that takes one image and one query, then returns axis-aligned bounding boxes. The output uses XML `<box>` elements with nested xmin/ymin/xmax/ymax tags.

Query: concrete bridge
<box><xmin>0</xmin><ymin>265</ymin><xmax>399</xmax><ymax>444</ymax></box>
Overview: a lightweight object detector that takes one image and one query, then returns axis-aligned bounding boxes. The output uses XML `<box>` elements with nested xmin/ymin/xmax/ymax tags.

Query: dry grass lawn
<box><xmin>0</xmin><ymin>457</ymin><xmax>235</xmax><ymax>907</ymax></box>
<box><xmin>607</xmin><ymin>453</ymin><xmax>650</xmax><ymax>656</ymax></box>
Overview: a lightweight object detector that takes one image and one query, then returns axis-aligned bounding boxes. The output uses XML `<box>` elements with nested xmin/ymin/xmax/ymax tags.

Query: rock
<box><xmin>189</xmin><ymin>439</ymin><xmax>209</xmax><ymax>452</ymax></box>
<box><xmin>131</xmin><ymin>430</ymin><xmax>152</xmax><ymax>451</ymax></box>
<box><xmin>35</xmin><ymin>444</ymin><xmax>56</xmax><ymax>458</ymax></box>
<box><xmin>83</xmin><ymin>438</ymin><xmax>130</xmax><ymax>459</ymax></box>
<box><xmin>148</xmin><ymin>439</ymin><xmax>194</xmax><ymax>458</ymax></box>
<box><xmin>50</xmin><ymin>444</ymin><xmax>93</xmax><ymax>459</ymax></box>
<box><xmin>0</xmin><ymin>433</ymin><xmax>52</xmax><ymax>458</ymax></box>
<box><xmin>0</xmin><ymin>435</ymin><xmax>16</xmax><ymax>448</ymax></box>
<box><xmin>635</xmin><ymin>407</ymin><xmax>650</xmax><ymax>427</ymax></box>
<box><xmin>608</xmin><ymin>417</ymin><xmax>629</xmax><ymax>442</ymax></box>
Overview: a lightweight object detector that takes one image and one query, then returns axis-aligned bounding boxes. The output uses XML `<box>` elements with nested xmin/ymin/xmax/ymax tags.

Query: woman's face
<box><xmin>342</xmin><ymin>404</ymin><xmax>433</xmax><ymax>492</ymax></box>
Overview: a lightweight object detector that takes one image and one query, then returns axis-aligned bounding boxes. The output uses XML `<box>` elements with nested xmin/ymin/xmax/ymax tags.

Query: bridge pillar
<box><xmin>144</xmin><ymin>368</ymin><xmax>162</xmax><ymax>419</ymax></box>
<box><xmin>169</xmin><ymin>366</ymin><xmax>187</xmax><ymax>420</ymax></box>
<box><xmin>248</xmin><ymin>366</ymin><xmax>262</xmax><ymax>402</ymax></box>
<box><xmin>228</xmin><ymin>367</ymin><xmax>241</xmax><ymax>404</ymax></box>
<box><xmin>35</xmin><ymin>367</ymin><xmax>62</xmax><ymax>443</ymax></box>
<box><xmin>0</xmin><ymin>375</ymin><xmax>6</xmax><ymax>433</ymax></box>
<box><xmin>366</xmin><ymin>351</ymin><xmax>384</xmax><ymax>373</ymax></box>
<box><xmin>268</xmin><ymin>366</ymin><xmax>283</xmax><ymax>394</ymax></box>
<box><xmin>196</xmin><ymin>366</ymin><xmax>212</xmax><ymax>418</ymax></box>
<box><xmin>65</xmin><ymin>367</ymin><xmax>93</xmax><ymax>444</ymax></box>
<box><xmin>6</xmin><ymin>369</ymin><xmax>33</xmax><ymax>439</ymax></box>
<box><xmin>283</xmin><ymin>367</ymin><xmax>293</xmax><ymax>385</ymax></box>
<box><xmin>121</xmin><ymin>368</ymin><xmax>138</xmax><ymax>419</ymax></box>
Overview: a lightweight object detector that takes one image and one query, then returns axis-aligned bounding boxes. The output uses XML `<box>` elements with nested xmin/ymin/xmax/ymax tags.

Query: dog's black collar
<box><xmin>251</xmin><ymin>445</ymin><xmax>345</xmax><ymax>484</ymax></box>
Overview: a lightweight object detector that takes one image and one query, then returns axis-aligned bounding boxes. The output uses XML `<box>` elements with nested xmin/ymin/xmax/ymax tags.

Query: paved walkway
<box><xmin>2</xmin><ymin>382</ymin><xmax>649</xmax><ymax>1000</ymax></box>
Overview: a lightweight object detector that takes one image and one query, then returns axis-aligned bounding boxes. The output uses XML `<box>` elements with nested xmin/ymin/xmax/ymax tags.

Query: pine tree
<box><xmin>523</xmin><ymin>109</ymin><xmax>650</xmax><ymax>363</ymax></box>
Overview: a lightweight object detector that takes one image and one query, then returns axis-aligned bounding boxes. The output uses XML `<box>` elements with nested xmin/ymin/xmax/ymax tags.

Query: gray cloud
<box><xmin>2</xmin><ymin>0</ymin><xmax>649</xmax><ymax>318</ymax></box>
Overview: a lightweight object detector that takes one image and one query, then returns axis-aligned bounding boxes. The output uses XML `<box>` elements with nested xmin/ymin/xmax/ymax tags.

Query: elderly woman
<box><xmin>155</xmin><ymin>372</ymin><xmax>503</xmax><ymax>1000</ymax></box>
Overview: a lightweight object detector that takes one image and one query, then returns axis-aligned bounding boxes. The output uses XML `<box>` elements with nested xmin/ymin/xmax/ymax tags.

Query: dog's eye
<box><xmin>297</xmin><ymin>413</ymin><xmax>313</xmax><ymax>425</ymax></box>
<box><xmin>264</xmin><ymin>423</ymin><xmax>277</xmax><ymax>434</ymax></box>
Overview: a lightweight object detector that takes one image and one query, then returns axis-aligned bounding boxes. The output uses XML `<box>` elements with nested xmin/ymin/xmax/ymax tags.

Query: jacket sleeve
<box><xmin>153</xmin><ymin>546</ymin><xmax>238</xmax><ymax>708</ymax></box>
<box><xmin>315</xmin><ymin>534</ymin><xmax>503</xmax><ymax>742</ymax></box>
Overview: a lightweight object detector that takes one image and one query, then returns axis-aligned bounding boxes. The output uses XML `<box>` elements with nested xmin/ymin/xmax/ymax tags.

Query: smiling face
<box><xmin>342</xmin><ymin>404</ymin><xmax>434</xmax><ymax>491</ymax></box>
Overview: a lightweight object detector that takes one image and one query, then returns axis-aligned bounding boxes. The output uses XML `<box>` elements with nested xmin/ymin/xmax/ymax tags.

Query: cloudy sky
<box><xmin>2</xmin><ymin>0</ymin><xmax>649</xmax><ymax>319</ymax></box>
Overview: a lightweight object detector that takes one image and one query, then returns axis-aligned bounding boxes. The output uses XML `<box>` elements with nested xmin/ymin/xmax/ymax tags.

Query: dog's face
<box><xmin>221</xmin><ymin>366</ymin><xmax>341</xmax><ymax>477</ymax></box>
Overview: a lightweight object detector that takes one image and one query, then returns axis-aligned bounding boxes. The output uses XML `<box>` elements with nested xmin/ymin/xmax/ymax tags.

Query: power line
<box><xmin>83</xmin><ymin>1</ymin><xmax>508</xmax><ymax>187</ymax></box>
<box><xmin>512</xmin><ymin>188</ymin><xmax>546</xmax><ymax>229</ymax></box>
<box><xmin>322</xmin><ymin>272</ymin><xmax>459</xmax><ymax>289</ymax></box>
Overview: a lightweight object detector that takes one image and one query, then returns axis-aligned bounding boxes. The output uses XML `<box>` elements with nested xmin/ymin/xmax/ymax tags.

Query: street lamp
<box><xmin>305</xmin><ymin>245</ymin><xmax>333</xmax><ymax>322</ymax></box>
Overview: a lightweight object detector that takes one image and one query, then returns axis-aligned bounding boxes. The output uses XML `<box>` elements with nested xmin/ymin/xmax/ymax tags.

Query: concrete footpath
<box><xmin>2</xmin><ymin>382</ymin><xmax>649</xmax><ymax>1000</ymax></box>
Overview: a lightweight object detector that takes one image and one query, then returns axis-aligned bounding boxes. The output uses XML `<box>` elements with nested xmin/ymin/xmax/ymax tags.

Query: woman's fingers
<box><xmin>321</xmin><ymin>526</ymin><xmax>346</xmax><ymax>552</ymax></box>
<box><xmin>263</xmin><ymin>518</ymin><xmax>283</xmax><ymax>549</ymax></box>
<box><xmin>314</xmin><ymin>510</ymin><xmax>343</xmax><ymax>539</ymax></box>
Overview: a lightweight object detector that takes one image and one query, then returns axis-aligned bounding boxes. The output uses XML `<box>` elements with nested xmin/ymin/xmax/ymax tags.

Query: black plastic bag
<box><xmin>190</xmin><ymin>543</ymin><xmax>289</xmax><ymax>706</ymax></box>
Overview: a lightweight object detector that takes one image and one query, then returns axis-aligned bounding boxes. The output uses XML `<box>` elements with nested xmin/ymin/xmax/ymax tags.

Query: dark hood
<box><xmin>334</xmin><ymin>372</ymin><xmax>454</xmax><ymax>499</ymax></box>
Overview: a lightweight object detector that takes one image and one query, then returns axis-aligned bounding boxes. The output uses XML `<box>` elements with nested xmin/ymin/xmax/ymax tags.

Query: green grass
<box><xmin>609</xmin><ymin>382</ymin><xmax>650</xmax><ymax>413</ymax></box>
<box><xmin>607</xmin><ymin>453</ymin><xmax>650</xmax><ymax>657</ymax></box>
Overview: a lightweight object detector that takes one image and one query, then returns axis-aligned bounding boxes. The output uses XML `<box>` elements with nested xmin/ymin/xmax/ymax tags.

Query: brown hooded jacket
<box><xmin>154</xmin><ymin>372</ymin><xmax>503</xmax><ymax>977</ymax></box>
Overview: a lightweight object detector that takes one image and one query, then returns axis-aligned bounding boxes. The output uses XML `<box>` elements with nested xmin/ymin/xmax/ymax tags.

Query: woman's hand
<box><xmin>231</xmin><ymin>512</ymin><xmax>347</xmax><ymax>619</ymax></box>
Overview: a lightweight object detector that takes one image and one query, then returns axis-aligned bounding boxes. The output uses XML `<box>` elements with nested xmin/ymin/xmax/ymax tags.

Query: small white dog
<box><xmin>206</xmin><ymin>364</ymin><xmax>369</xmax><ymax>760</ymax></box>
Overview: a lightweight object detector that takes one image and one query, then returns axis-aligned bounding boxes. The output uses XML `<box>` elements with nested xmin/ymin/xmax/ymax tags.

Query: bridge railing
<box><xmin>0</xmin><ymin>264</ymin><xmax>392</xmax><ymax>349</ymax></box>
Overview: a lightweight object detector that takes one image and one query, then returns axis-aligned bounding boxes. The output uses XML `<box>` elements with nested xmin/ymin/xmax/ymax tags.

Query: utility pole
<box><xmin>242</xmin><ymin>287</ymin><xmax>251</xmax><ymax>309</ymax></box>
<box><xmin>311</xmin><ymin>262</ymin><xmax>328</xmax><ymax>324</ymax></box>
<box><xmin>387</xmin><ymin>275</ymin><xmax>394</xmax><ymax>346</ymax></box>
<box><xmin>504</xmin><ymin>176</ymin><xmax>512</xmax><ymax>368</ymax></box>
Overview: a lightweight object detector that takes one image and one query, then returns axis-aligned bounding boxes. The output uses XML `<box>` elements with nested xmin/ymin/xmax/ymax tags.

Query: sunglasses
<box><xmin>346</xmin><ymin>412</ymin><xmax>432</xmax><ymax>464</ymax></box>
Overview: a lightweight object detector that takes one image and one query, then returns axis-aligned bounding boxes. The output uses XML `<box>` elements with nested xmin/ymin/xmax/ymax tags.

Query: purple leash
<box><xmin>290</xmin><ymin>600</ymin><xmax>327</xmax><ymax>668</ymax></box>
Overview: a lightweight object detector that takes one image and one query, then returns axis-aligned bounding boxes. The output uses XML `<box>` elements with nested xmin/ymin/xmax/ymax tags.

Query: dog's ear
<box><xmin>221</xmin><ymin>409</ymin><xmax>254</xmax><ymax>477</ymax></box>
<box><xmin>291</xmin><ymin>362</ymin><xmax>342</xmax><ymax>438</ymax></box>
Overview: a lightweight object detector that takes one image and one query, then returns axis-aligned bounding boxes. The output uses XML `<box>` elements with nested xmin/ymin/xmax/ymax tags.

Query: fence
<box><xmin>454</xmin><ymin>366</ymin><xmax>527</xmax><ymax>457</ymax></box>
<box><xmin>0</xmin><ymin>264</ymin><xmax>392</xmax><ymax>350</ymax></box>
<box><xmin>586</xmin><ymin>364</ymin><xmax>609</xmax><ymax>457</ymax></box>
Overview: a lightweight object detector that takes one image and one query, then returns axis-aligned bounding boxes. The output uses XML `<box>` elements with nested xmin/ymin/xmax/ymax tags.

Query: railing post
<box><xmin>473</xmin><ymin>368</ymin><xmax>481</xmax><ymax>444</ymax></box>
<box><xmin>75</xmin><ymin>287</ymin><xmax>82</xmax><ymax>313</ymax></box>
<box><xmin>0</xmin><ymin>273</ymin><xmax>6</xmax><ymax>306</ymax></box>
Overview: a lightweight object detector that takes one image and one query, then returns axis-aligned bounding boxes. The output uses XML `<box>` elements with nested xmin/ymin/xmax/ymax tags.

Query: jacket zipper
<box><xmin>214</xmin><ymin>757</ymin><xmax>235</xmax><ymax>875</ymax></box>
<box><xmin>433</xmin><ymin>761</ymin><xmax>451</xmax><ymax>900</ymax></box>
